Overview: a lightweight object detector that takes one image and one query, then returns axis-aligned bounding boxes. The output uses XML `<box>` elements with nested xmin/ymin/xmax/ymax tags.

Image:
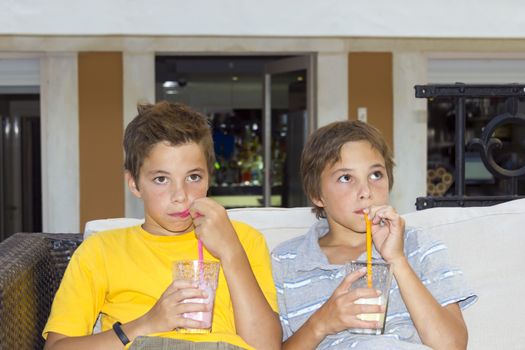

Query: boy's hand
<box><xmin>142</xmin><ymin>280</ymin><xmax>210</xmax><ymax>333</ymax></box>
<box><xmin>189</xmin><ymin>197</ymin><xmax>242</xmax><ymax>260</ymax></box>
<box><xmin>367</xmin><ymin>205</ymin><xmax>405</xmax><ymax>263</ymax></box>
<box><xmin>309</xmin><ymin>268</ymin><xmax>384</xmax><ymax>337</ymax></box>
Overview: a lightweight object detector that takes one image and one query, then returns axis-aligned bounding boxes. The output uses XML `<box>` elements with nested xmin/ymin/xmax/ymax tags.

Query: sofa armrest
<box><xmin>0</xmin><ymin>233</ymin><xmax>82</xmax><ymax>350</ymax></box>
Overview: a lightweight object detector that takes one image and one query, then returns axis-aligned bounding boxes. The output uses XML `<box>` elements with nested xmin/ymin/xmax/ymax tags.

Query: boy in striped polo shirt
<box><xmin>272</xmin><ymin>120</ymin><xmax>477</xmax><ymax>350</ymax></box>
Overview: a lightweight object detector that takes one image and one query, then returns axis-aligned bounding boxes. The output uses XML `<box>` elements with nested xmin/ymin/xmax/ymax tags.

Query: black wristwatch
<box><xmin>112</xmin><ymin>321</ymin><xmax>131</xmax><ymax>345</ymax></box>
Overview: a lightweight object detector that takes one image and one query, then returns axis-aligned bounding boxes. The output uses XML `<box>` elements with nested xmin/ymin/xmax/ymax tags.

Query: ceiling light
<box><xmin>163</xmin><ymin>81</ymin><xmax>178</xmax><ymax>88</ymax></box>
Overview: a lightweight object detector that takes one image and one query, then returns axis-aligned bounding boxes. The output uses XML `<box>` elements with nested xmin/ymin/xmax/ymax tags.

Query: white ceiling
<box><xmin>2</xmin><ymin>0</ymin><xmax>525</xmax><ymax>38</ymax></box>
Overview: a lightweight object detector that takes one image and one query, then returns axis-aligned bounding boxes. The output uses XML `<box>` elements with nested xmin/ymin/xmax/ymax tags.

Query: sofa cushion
<box><xmin>403</xmin><ymin>198</ymin><xmax>525</xmax><ymax>350</ymax></box>
<box><xmin>84</xmin><ymin>218</ymin><xmax>144</xmax><ymax>237</ymax></box>
<box><xmin>226</xmin><ymin>207</ymin><xmax>318</xmax><ymax>250</ymax></box>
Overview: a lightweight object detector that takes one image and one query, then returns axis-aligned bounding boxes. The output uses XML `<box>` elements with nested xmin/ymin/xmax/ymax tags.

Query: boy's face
<box><xmin>127</xmin><ymin>141</ymin><xmax>209</xmax><ymax>236</ymax></box>
<box><xmin>312</xmin><ymin>140</ymin><xmax>389</xmax><ymax>234</ymax></box>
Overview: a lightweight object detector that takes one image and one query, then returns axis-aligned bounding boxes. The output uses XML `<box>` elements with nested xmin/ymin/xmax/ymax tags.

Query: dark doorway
<box><xmin>0</xmin><ymin>94</ymin><xmax>41</xmax><ymax>241</ymax></box>
<box><xmin>155</xmin><ymin>55</ymin><xmax>314</xmax><ymax>208</ymax></box>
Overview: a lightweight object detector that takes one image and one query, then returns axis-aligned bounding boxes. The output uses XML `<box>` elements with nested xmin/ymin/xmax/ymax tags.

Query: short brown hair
<box><xmin>300</xmin><ymin>120</ymin><xmax>394</xmax><ymax>218</ymax></box>
<box><xmin>123</xmin><ymin>101</ymin><xmax>215</xmax><ymax>183</ymax></box>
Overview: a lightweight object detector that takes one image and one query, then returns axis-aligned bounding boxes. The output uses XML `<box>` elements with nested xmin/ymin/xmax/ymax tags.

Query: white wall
<box><xmin>391</xmin><ymin>52</ymin><xmax>428</xmax><ymax>214</ymax></box>
<box><xmin>317</xmin><ymin>52</ymin><xmax>349</xmax><ymax>127</ymax></box>
<box><xmin>2</xmin><ymin>1</ymin><xmax>525</xmax><ymax>38</ymax></box>
<box><xmin>40</xmin><ymin>53</ymin><xmax>80</xmax><ymax>232</ymax></box>
<box><xmin>123</xmin><ymin>52</ymin><xmax>154</xmax><ymax>219</ymax></box>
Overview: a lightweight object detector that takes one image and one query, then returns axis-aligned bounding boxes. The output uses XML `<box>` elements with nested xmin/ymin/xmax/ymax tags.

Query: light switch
<box><xmin>357</xmin><ymin>107</ymin><xmax>367</xmax><ymax>122</ymax></box>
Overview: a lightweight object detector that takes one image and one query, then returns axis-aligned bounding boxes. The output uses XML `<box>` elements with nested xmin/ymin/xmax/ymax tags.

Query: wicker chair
<box><xmin>0</xmin><ymin>232</ymin><xmax>83</xmax><ymax>350</ymax></box>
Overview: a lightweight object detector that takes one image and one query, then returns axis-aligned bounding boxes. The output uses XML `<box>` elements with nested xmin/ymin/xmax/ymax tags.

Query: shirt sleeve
<box><xmin>271</xmin><ymin>251</ymin><xmax>294</xmax><ymax>341</ymax></box>
<box><xmin>43</xmin><ymin>235</ymin><xmax>107</xmax><ymax>338</ymax></box>
<box><xmin>410</xmin><ymin>228</ymin><xmax>478</xmax><ymax>310</ymax></box>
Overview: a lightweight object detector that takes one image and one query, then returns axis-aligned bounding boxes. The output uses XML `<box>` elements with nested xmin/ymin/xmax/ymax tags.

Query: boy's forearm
<box><xmin>282</xmin><ymin>312</ymin><xmax>325</xmax><ymax>350</ymax></box>
<box><xmin>45</xmin><ymin>314</ymin><xmax>155</xmax><ymax>350</ymax></box>
<box><xmin>220</xmin><ymin>245</ymin><xmax>282</xmax><ymax>350</ymax></box>
<box><xmin>45</xmin><ymin>329</ymin><xmax>130</xmax><ymax>350</ymax></box>
<box><xmin>392</xmin><ymin>257</ymin><xmax>468</xmax><ymax>350</ymax></box>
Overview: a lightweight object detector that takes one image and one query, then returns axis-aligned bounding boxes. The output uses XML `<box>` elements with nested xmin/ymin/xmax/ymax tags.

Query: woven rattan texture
<box><xmin>0</xmin><ymin>233</ymin><xmax>82</xmax><ymax>350</ymax></box>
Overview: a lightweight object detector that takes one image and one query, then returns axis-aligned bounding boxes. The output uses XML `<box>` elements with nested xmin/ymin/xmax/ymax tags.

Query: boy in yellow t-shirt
<box><xmin>43</xmin><ymin>102</ymin><xmax>281</xmax><ymax>350</ymax></box>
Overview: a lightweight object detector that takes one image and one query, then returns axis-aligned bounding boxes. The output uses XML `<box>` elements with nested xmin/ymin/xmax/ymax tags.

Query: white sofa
<box><xmin>85</xmin><ymin>198</ymin><xmax>525</xmax><ymax>350</ymax></box>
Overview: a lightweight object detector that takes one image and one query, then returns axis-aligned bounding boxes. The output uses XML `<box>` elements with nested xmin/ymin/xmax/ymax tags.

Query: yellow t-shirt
<box><xmin>43</xmin><ymin>221</ymin><xmax>278</xmax><ymax>349</ymax></box>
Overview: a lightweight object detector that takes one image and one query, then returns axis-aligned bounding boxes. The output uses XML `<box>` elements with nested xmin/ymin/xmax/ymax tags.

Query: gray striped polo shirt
<box><xmin>271</xmin><ymin>219</ymin><xmax>478</xmax><ymax>350</ymax></box>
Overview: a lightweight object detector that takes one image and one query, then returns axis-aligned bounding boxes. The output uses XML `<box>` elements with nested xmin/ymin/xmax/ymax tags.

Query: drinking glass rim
<box><xmin>174</xmin><ymin>259</ymin><xmax>220</xmax><ymax>265</ymax></box>
<box><xmin>173</xmin><ymin>259</ymin><xmax>221</xmax><ymax>273</ymax></box>
<box><xmin>346</xmin><ymin>260</ymin><xmax>391</xmax><ymax>267</ymax></box>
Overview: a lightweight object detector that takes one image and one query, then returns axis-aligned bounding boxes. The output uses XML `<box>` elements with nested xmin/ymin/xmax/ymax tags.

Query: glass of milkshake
<box><xmin>173</xmin><ymin>259</ymin><xmax>220</xmax><ymax>333</ymax></box>
<box><xmin>345</xmin><ymin>261</ymin><xmax>393</xmax><ymax>335</ymax></box>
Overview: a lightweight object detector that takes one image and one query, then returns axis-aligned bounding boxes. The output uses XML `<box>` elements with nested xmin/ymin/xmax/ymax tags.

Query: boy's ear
<box><xmin>311</xmin><ymin>196</ymin><xmax>325</xmax><ymax>208</ymax></box>
<box><xmin>125</xmin><ymin>171</ymin><xmax>142</xmax><ymax>199</ymax></box>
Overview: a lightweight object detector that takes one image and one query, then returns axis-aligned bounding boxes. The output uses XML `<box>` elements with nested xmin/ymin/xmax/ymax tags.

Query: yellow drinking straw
<box><xmin>364</xmin><ymin>212</ymin><xmax>373</xmax><ymax>288</ymax></box>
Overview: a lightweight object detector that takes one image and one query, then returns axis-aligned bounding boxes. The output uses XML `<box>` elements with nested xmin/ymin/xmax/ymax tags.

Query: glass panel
<box><xmin>269</xmin><ymin>70</ymin><xmax>308</xmax><ymax>207</ymax></box>
<box><xmin>427</xmin><ymin>96</ymin><xmax>525</xmax><ymax>196</ymax></box>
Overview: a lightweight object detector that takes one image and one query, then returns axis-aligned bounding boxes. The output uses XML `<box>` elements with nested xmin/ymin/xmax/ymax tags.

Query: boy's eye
<box><xmin>370</xmin><ymin>171</ymin><xmax>383</xmax><ymax>181</ymax></box>
<box><xmin>187</xmin><ymin>174</ymin><xmax>202</xmax><ymax>183</ymax></box>
<box><xmin>154</xmin><ymin>176</ymin><xmax>168</xmax><ymax>184</ymax></box>
<box><xmin>338</xmin><ymin>174</ymin><xmax>351</xmax><ymax>183</ymax></box>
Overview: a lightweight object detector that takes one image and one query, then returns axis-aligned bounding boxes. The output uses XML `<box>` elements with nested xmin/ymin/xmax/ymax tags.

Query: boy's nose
<box><xmin>358</xmin><ymin>182</ymin><xmax>371</xmax><ymax>200</ymax></box>
<box><xmin>170</xmin><ymin>184</ymin><xmax>188</xmax><ymax>203</ymax></box>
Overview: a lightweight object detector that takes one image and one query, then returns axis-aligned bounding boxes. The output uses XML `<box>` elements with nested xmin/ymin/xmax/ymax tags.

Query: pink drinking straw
<box><xmin>198</xmin><ymin>239</ymin><xmax>204</xmax><ymax>262</ymax></box>
<box><xmin>193</xmin><ymin>210</ymin><xmax>205</xmax><ymax>282</ymax></box>
<box><xmin>197</xmin><ymin>239</ymin><xmax>204</xmax><ymax>282</ymax></box>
